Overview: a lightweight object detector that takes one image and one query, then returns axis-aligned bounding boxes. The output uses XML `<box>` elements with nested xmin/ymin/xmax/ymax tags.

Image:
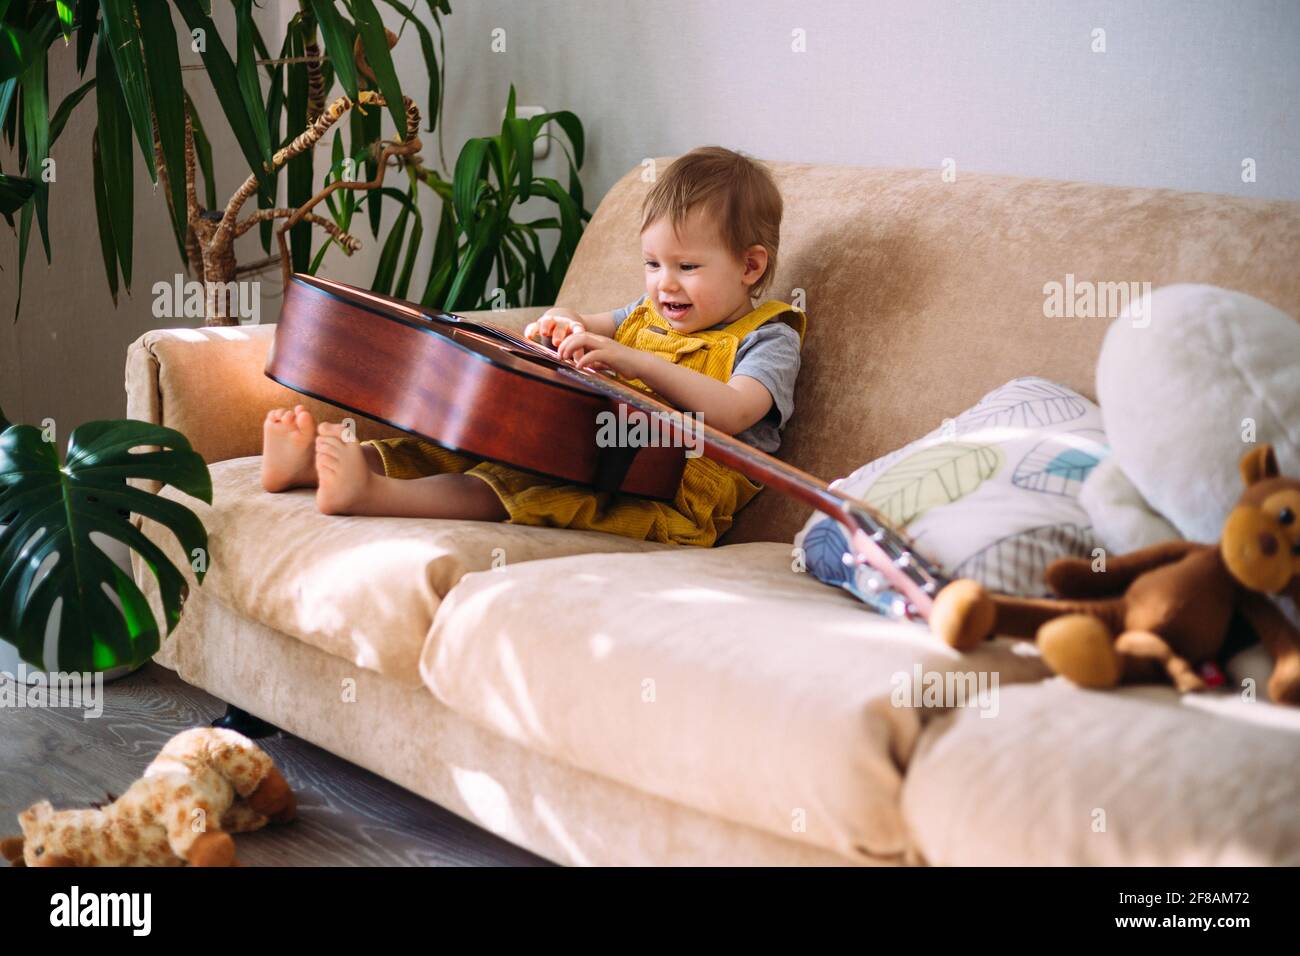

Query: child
<box><xmin>260</xmin><ymin>146</ymin><xmax>806</xmax><ymax>547</ymax></box>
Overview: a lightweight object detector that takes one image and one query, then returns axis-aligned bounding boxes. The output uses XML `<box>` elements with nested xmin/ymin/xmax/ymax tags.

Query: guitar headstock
<box><xmin>837</xmin><ymin>497</ymin><xmax>950</xmax><ymax>622</ymax></box>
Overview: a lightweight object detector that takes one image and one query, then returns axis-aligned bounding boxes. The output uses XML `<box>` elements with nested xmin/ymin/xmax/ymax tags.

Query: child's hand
<box><xmin>524</xmin><ymin>309</ymin><xmax>585</xmax><ymax>348</ymax></box>
<box><xmin>557</xmin><ymin>331</ymin><xmax>645</xmax><ymax>379</ymax></box>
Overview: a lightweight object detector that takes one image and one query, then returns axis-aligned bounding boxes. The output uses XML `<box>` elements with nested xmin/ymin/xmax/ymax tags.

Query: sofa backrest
<box><xmin>557</xmin><ymin>160</ymin><xmax>1300</xmax><ymax>544</ymax></box>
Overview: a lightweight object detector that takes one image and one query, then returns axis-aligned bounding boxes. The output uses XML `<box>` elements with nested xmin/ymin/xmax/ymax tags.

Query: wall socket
<box><xmin>502</xmin><ymin>104</ymin><xmax>550</xmax><ymax>159</ymax></box>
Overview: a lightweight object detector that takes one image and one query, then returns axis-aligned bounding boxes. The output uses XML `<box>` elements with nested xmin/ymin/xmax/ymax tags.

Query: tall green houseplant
<box><xmin>2</xmin><ymin>1</ymin><xmax>592</xmax><ymax>325</ymax></box>
<box><xmin>1</xmin><ymin>0</ymin><xmax>452</xmax><ymax>323</ymax></box>
<box><xmin>414</xmin><ymin>84</ymin><xmax>589</xmax><ymax>311</ymax></box>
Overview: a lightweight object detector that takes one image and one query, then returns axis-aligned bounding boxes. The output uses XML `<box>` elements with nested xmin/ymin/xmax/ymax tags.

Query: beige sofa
<box><xmin>126</xmin><ymin>161</ymin><xmax>1300</xmax><ymax>866</ymax></box>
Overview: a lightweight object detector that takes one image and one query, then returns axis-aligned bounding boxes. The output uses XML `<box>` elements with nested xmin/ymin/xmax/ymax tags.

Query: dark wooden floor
<box><xmin>0</xmin><ymin>663</ymin><xmax>549</xmax><ymax>867</ymax></box>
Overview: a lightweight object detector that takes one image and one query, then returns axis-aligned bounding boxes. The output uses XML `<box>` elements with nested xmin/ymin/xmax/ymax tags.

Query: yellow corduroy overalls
<box><xmin>363</xmin><ymin>298</ymin><xmax>807</xmax><ymax>547</ymax></box>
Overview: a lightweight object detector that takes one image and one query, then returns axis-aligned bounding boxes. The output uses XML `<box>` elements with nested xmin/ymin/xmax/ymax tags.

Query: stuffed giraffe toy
<box><xmin>929</xmin><ymin>444</ymin><xmax>1300</xmax><ymax>705</ymax></box>
<box><xmin>1</xmin><ymin>727</ymin><xmax>296</xmax><ymax>867</ymax></box>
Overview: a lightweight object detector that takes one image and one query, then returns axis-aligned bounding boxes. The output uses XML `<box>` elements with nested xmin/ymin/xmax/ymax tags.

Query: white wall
<box><xmin>319</xmin><ymin>0</ymin><xmax>1299</xmax><ymax>297</ymax></box>
<box><xmin>414</xmin><ymin>0</ymin><xmax>1299</xmax><ymax>206</ymax></box>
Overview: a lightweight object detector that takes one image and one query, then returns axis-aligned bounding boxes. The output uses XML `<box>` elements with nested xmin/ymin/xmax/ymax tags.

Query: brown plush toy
<box><xmin>930</xmin><ymin>444</ymin><xmax>1300</xmax><ymax>705</ymax></box>
<box><xmin>0</xmin><ymin>727</ymin><xmax>296</xmax><ymax>867</ymax></box>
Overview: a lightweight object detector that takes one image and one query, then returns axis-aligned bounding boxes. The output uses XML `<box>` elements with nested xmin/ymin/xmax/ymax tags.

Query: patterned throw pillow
<box><xmin>794</xmin><ymin>378</ymin><xmax>1110</xmax><ymax>614</ymax></box>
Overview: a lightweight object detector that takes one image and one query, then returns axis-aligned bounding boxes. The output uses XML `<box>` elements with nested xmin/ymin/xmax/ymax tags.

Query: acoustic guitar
<box><xmin>265</xmin><ymin>273</ymin><xmax>951</xmax><ymax>620</ymax></box>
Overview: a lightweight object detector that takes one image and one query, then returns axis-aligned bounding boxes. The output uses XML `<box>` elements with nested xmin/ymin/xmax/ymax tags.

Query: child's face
<box><xmin>641</xmin><ymin>207</ymin><xmax>767</xmax><ymax>332</ymax></box>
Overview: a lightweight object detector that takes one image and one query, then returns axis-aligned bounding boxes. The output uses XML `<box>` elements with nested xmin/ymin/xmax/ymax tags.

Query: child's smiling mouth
<box><xmin>660</xmin><ymin>299</ymin><xmax>692</xmax><ymax>320</ymax></box>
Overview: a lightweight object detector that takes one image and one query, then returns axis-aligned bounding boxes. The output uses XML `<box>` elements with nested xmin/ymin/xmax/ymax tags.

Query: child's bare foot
<box><xmin>261</xmin><ymin>405</ymin><xmax>318</xmax><ymax>492</ymax></box>
<box><xmin>315</xmin><ymin>421</ymin><xmax>374</xmax><ymax>515</ymax></box>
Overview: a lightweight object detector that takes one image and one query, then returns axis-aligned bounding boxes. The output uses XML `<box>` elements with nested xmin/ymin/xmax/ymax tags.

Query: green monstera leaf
<box><xmin>0</xmin><ymin>413</ymin><xmax>212</xmax><ymax>672</ymax></box>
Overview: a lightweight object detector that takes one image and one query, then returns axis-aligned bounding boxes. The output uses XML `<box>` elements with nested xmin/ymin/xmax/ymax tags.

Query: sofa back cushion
<box><xmin>557</xmin><ymin>161</ymin><xmax>1300</xmax><ymax>544</ymax></box>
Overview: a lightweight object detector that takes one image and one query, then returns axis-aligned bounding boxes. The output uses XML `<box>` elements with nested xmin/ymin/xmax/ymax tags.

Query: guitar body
<box><xmin>267</xmin><ymin>274</ymin><xmax>951</xmax><ymax>621</ymax></box>
<box><xmin>266</xmin><ymin>274</ymin><xmax>686</xmax><ymax>500</ymax></box>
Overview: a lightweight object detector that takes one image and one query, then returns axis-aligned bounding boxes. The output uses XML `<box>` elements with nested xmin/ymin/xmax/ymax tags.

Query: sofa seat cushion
<box><xmin>901</xmin><ymin>680</ymin><xmax>1300</xmax><ymax>865</ymax></box>
<box><xmin>138</xmin><ymin>456</ymin><xmax>673</xmax><ymax>684</ymax></box>
<box><xmin>420</xmin><ymin>542</ymin><xmax>1051</xmax><ymax>860</ymax></box>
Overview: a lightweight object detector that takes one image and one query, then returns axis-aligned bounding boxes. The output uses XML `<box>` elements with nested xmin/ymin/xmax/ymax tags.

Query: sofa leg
<box><xmin>211</xmin><ymin>704</ymin><xmax>280</xmax><ymax>739</ymax></box>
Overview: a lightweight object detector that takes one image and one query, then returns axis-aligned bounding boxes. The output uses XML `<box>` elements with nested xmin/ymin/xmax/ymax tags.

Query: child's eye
<box><xmin>680</xmin><ymin>264</ymin><xmax>698</xmax><ymax>271</ymax></box>
<box><xmin>644</xmin><ymin>260</ymin><xmax>659</xmax><ymax>269</ymax></box>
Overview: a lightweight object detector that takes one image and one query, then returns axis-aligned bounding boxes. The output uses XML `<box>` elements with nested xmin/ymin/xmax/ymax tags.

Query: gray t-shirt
<box><xmin>610</xmin><ymin>296</ymin><xmax>801</xmax><ymax>453</ymax></box>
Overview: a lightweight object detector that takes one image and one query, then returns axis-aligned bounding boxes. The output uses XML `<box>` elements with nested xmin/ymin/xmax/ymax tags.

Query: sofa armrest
<box><xmin>124</xmin><ymin>306</ymin><xmax>551</xmax><ymax>483</ymax></box>
<box><xmin>124</xmin><ymin>325</ymin><xmax>404</xmax><ymax>483</ymax></box>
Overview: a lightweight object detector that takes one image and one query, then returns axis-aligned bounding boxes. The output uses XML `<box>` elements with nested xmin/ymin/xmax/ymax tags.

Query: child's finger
<box><xmin>556</xmin><ymin>321</ymin><xmax>582</xmax><ymax>345</ymax></box>
<box><xmin>557</xmin><ymin>332</ymin><xmax>582</xmax><ymax>359</ymax></box>
<box><xmin>558</xmin><ymin>338</ymin><xmax>585</xmax><ymax>363</ymax></box>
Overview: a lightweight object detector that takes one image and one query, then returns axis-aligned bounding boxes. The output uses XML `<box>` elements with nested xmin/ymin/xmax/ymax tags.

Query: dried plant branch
<box><xmin>235</xmin><ymin>207</ymin><xmax>360</xmax><ymax>252</ymax></box>
<box><xmin>185</xmin><ymin>224</ymin><xmax>204</xmax><ymax>282</ymax></box>
<box><xmin>172</xmin><ymin>33</ymin><xmax>418</xmax><ymax>324</ymax></box>
<box><xmin>183</xmin><ymin>107</ymin><xmax>200</xmax><ymax>222</ymax></box>
<box><xmin>179</xmin><ymin>105</ymin><xmax>204</xmax><ymax>279</ymax></box>
<box><xmin>209</xmin><ymin>90</ymin><xmax>418</xmax><ymax>266</ymax></box>
<box><xmin>180</xmin><ymin>54</ymin><xmax>326</xmax><ymax>72</ymax></box>
<box><xmin>304</xmin><ymin>39</ymin><xmax>327</xmax><ymax>122</ymax></box>
<box><xmin>271</xmin><ymin>91</ymin><xmax>421</xmax><ymax>287</ymax></box>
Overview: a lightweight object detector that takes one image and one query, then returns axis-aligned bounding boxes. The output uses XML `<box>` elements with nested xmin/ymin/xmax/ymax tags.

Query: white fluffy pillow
<box><xmin>1095</xmin><ymin>284</ymin><xmax>1300</xmax><ymax>544</ymax></box>
<box><xmin>1078</xmin><ymin>457</ymin><xmax>1180</xmax><ymax>555</ymax></box>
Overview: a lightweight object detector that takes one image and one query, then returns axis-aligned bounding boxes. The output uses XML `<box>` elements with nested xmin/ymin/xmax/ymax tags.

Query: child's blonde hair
<box><xmin>641</xmin><ymin>147</ymin><xmax>782</xmax><ymax>297</ymax></box>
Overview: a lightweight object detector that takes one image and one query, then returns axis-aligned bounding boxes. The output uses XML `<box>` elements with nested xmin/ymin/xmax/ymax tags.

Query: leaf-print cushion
<box><xmin>794</xmin><ymin>377</ymin><xmax>1110</xmax><ymax>611</ymax></box>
